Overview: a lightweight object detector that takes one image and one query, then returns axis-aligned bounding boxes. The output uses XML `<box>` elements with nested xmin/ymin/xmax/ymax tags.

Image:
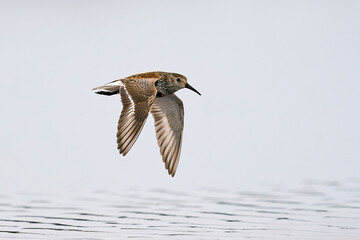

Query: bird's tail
<box><xmin>92</xmin><ymin>79</ymin><xmax>123</xmax><ymax>96</ymax></box>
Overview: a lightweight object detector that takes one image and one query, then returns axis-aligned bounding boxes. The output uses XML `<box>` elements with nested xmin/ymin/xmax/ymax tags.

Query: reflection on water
<box><xmin>0</xmin><ymin>180</ymin><xmax>359</xmax><ymax>239</ymax></box>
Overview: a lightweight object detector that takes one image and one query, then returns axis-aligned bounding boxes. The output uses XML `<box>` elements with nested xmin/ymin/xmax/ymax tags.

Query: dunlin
<box><xmin>93</xmin><ymin>71</ymin><xmax>201</xmax><ymax>177</ymax></box>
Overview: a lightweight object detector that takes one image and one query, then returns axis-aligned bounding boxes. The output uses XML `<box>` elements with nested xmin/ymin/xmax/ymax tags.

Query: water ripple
<box><xmin>0</xmin><ymin>180</ymin><xmax>359</xmax><ymax>239</ymax></box>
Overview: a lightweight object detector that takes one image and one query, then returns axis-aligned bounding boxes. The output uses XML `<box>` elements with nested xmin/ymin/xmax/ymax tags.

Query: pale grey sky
<box><xmin>0</xmin><ymin>0</ymin><xmax>359</xmax><ymax>192</ymax></box>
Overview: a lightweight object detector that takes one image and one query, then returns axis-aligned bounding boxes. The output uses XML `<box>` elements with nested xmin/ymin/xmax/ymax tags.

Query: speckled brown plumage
<box><xmin>93</xmin><ymin>71</ymin><xmax>200</xmax><ymax>177</ymax></box>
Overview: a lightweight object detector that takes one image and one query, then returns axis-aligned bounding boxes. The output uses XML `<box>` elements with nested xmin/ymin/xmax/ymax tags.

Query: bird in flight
<box><xmin>93</xmin><ymin>71</ymin><xmax>201</xmax><ymax>177</ymax></box>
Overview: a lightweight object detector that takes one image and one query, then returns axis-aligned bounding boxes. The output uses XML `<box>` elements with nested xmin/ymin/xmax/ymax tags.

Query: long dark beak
<box><xmin>185</xmin><ymin>83</ymin><xmax>201</xmax><ymax>96</ymax></box>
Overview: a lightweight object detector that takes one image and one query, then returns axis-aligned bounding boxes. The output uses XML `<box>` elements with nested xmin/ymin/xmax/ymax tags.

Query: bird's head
<box><xmin>170</xmin><ymin>73</ymin><xmax>201</xmax><ymax>95</ymax></box>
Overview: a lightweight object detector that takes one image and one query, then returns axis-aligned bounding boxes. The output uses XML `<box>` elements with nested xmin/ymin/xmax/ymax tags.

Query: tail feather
<box><xmin>93</xmin><ymin>79</ymin><xmax>123</xmax><ymax>96</ymax></box>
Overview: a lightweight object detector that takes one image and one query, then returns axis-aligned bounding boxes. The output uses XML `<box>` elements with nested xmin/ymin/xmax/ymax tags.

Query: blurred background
<box><xmin>0</xmin><ymin>0</ymin><xmax>359</xmax><ymax>193</ymax></box>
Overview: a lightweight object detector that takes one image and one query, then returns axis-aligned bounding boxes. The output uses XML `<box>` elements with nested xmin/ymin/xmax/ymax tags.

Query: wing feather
<box><xmin>150</xmin><ymin>94</ymin><xmax>184</xmax><ymax>177</ymax></box>
<box><xmin>117</xmin><ymin>79</ymin><xmax>157</xmax><ymax>156</ymax></box>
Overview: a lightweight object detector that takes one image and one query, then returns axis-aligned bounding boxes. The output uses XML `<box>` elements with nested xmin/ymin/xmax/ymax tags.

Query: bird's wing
<box><xmin>150</xmin><ymin>94</ymin><xmax>184</xmax><ymax>177</ymax></box>
<box><xmin>117</xmin><ymin>78</ymin><xmax>157</xmax><ymax>156</ymax></box>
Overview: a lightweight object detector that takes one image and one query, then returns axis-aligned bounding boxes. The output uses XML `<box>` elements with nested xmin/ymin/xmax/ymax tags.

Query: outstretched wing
<box><xmin>117</xmin><ymin>78</ymin><xmax>157</xmax><ymax>156</ymax></box>
<box><xmin>150</xmin><ymin>94</ymin><xmax>184</xmax><ymax>177</ymax></box>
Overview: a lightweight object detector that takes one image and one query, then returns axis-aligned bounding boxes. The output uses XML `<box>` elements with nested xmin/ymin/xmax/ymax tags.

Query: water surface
<box><xmin>1</xmin><ymin>180</ymin><xmax>359</xmax><ymax>239</ymax></box>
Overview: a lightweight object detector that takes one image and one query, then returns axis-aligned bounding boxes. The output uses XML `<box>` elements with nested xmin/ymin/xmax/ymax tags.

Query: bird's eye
<box><xmin>176</xmin><ymin>78</ymin><xmax>181</xmax><ymax>82</ymax></box>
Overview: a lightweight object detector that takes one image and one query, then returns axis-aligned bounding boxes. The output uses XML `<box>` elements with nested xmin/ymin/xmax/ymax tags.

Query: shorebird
<box><xmin>93</xmin><ymin>71</ymin><xmax>201</xmax><ymax>177</ymax></box>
